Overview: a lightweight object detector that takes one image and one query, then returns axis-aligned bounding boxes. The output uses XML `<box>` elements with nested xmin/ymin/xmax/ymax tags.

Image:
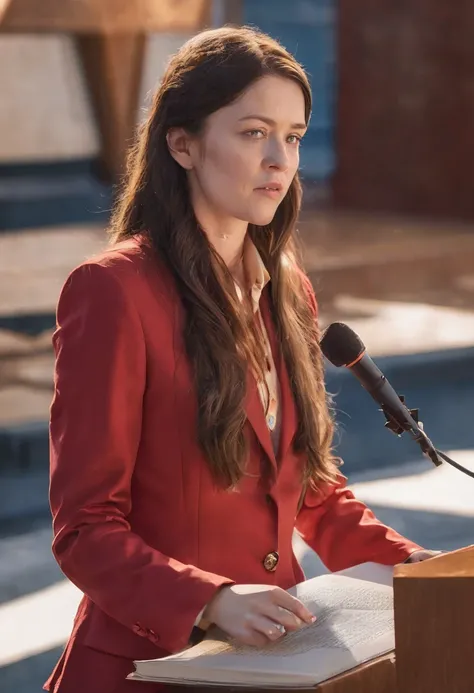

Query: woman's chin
<box><xmin>246</xmin><ymin>207</ymin><xmax>278</xmax><ymax>227</ymax></box>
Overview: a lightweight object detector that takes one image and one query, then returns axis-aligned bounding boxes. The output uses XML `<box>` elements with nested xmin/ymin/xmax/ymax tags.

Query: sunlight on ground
<box><xmin>0</xmin><ymin>579</ymin><xmax>81</xmax><ymax>666</ymax></box>
<box><xmin>332</xmin><ymin>296</ymin><xmax>474</xmax><ymax>356</ymax></box>
<box><xmin>351</xmin><ymin>450</ymin><xmax>474</xmax><ymax>516</ymax></box>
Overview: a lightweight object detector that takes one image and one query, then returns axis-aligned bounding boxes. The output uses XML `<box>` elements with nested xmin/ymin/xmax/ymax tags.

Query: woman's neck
<box><xmin>197</xmin><ymin>214</ymin><xmax>248</xmax><ymax>283</ymax></box>
<box><xmin>211</xmin><ymin>229</ymin><xmax>246</xmax><ymax>282</ymax></box>
<box><xmin>189</xmin><ymin>178</ymin><xmax>249</xmax><ymax>277</ymax></box>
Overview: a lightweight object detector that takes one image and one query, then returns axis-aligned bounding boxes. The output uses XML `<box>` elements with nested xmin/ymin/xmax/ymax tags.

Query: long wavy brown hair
<box><xmin>110</xmin><ymin>26</ymin><xmax>339</xmax><ymax>490</ymax></box>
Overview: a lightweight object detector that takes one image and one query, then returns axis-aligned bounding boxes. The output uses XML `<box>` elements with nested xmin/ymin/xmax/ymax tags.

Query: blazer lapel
<box><xmin>275</xmin><ymin>344</ymin><xmax>298</xmax><ymax>461</ymax></box>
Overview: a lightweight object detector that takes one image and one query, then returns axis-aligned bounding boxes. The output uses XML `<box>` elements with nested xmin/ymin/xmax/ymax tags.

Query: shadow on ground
<box><xmin>0</xmin><ymin>647</ymin><xmax>63</xmax><ymax>693</ymax></box>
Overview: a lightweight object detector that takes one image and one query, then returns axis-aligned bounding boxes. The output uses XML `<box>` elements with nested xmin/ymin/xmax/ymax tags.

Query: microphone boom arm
<box><xmin>379</xmin><ymin>395</ymin><xmax>443</xmax><ymax>467</ymax></box>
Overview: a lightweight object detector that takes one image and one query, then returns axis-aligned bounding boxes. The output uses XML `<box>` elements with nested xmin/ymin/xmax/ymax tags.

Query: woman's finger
<box><xmin>272</xmin><ymin>589</ymin><xmax>316</xmax><ymax>625</ymax></box>
<box><xmin>260</xmin><ymin>604</ymin><xmax>305</xmax><ymax>632</ymax></box>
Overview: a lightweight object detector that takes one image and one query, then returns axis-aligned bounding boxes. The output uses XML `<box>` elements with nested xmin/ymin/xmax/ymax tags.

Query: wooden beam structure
<box><xmin>0</xmin><ymin>0</ymin><xmax>211</xmax><ymax>33</ymax></box>
<box><xmin>75</xmin><ymin>32</ymin><xmax>147</xmax><ymax>181</ymax></box>
<box><xmin>0</xmin><ymin>0</ymin><xmax>11</xmax><ymax>23</ymax></box>
<box><xmin>0</xmin><ymin>0</ymin><xmax>212</xmax><ymax>180</ymax></box>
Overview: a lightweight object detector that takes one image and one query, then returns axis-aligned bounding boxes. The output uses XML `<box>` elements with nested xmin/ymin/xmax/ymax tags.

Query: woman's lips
<box><xmin>254</xmin><ymin>187</ymin><xmax>282</xmax><ymax>199</ymax></box>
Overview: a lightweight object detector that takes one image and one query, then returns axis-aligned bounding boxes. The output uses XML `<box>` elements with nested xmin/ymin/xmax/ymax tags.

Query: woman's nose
<box><xmin>264</xmin><ymin>140</ymin><xmax>290</xmax><ymax>172</ymax></box>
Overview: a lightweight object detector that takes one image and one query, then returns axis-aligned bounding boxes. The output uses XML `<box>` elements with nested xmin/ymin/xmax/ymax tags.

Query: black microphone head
<box><xmin>320</xmin><ymin>322</ymin><xmax>366</xmax><ymax>367</ymax></box>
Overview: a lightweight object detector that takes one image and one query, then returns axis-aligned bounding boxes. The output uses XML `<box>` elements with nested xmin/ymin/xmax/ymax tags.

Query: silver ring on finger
<box><xmin>272</xmin><ymin>623</ymin><xmax>286</xmax><ymax>636</ymax></box>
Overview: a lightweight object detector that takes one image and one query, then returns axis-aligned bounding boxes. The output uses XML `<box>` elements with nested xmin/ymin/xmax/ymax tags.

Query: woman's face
<box><xmin>169</xmin><ymin>74</ymin><xmax>307</xmax><ymax>228</ymax></box>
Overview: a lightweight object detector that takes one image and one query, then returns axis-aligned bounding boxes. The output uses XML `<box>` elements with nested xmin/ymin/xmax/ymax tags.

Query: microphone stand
<box><xmin>379</xmin><ymin>399</ymin><xmax>474</xmax><ymax>479</ymax></box>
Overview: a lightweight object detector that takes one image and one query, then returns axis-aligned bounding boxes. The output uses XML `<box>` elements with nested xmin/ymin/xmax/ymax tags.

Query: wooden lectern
<box><xmin>169</xmin><ymin>546</ymin><xmax>474</xmax><ymax>693</ymax></box>
<box><xmin>394</xmin><ymin>544</ymin><xmax>474</xmax><ymax>693</ymax></box>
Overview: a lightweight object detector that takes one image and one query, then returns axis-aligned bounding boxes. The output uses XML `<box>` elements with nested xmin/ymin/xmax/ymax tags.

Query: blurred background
<box><xmin>1</xmin><ymin>1</ymin><xmax>474</xmax><ymax>691</ymax></box>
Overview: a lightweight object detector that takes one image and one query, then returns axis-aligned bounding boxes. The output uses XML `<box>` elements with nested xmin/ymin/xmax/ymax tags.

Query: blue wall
<box><xmin>243</xmin><ymin>0</ymin><xmax>336</xmax><ymax>181</ymax></box>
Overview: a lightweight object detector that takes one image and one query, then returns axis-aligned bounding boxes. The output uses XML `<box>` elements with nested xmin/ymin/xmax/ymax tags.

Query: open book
<box><xmin>129</xmin><ymin>563</ymin><xmax>395</xmax><ymax>689</ymax></box>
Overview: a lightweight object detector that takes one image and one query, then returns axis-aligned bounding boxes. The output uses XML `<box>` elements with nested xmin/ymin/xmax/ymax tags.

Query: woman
<box><xmin>45</xmin><ymin>26</ymin><xmax>435</xmax><ymax>693</ymax></box>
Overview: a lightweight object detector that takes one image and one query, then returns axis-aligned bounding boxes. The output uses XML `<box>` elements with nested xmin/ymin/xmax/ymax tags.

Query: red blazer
<box><xmin>46</xmin><ymin>237</ymin><xmax>421</xmax><ymax>693</ymax></box>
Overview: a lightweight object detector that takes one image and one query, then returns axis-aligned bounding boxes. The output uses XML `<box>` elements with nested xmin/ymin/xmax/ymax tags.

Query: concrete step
<box><xmin>1</xmin><ymin>214</ymin><xmax>474</xmax><ymax>521</ymax></box>
<box><xmin>2</xmin><ymin>344</ymin><xmax>474</xmax><ymax>524</ymax></box>
<box><xmin>0</xmin><ymin>160</ymin><xmax>111</xmax><ymax>232</ymax></box>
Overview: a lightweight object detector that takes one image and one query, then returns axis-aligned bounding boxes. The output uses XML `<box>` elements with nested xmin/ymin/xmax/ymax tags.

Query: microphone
<box><xmin>320</xmin><ymin>322</ymin><xmax>442</xmax><ymax>467</ymax></box>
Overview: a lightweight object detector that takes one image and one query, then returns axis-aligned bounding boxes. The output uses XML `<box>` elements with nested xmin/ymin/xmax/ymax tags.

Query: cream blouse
<box><xmin>233</xmin><ymin>236</ymin><xmax>281</xmax><ymax>453</ymax></box>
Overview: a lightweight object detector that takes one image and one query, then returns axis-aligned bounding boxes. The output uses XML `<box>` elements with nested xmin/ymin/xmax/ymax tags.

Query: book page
<box><xmin>132</xmin><ymin>564</ymin><xmax>395</xmax><ymax>688</ymax></box>
<box><xmin>183</xmin><ymin>571</ymin><xmax>393</xmax><ymax>657</ymax></box>
<box><xmin>333</xmin><ymin>561</ymin><xmax>394</xmax><ymax>587</ymax></box>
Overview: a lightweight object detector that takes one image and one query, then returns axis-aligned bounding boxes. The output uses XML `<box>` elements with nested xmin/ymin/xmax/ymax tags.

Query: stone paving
<box><xmin>0</xmin><ymin>225</ymin><xmax>105</xmax><ymax>427</ymax></box>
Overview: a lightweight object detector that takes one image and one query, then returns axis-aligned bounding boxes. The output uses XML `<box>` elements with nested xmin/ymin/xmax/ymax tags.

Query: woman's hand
<box><xmin>202</xmin><ymin>584</ymin><xmax>316</xmax><ymax>648</ymax></box>
<box><xmin>405</xmin><ymin>549</ymin><xmax>442</xmax><ymax>562</ymax></box>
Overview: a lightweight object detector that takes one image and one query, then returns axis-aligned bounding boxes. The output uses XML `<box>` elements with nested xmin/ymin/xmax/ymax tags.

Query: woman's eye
<box><xmin>245</xmin><ymin>129</ymin><xmax>266</xmax><ymax>138</ymax></box>
<box><xmin>244</xmin><ymin>130</ymin><xmax>302</xmax><ymax>144</ymax></box>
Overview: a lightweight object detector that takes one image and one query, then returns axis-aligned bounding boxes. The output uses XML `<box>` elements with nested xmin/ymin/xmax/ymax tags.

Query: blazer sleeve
<box><xmin>295</xmin><ymin>473</ymin><xmax>422</xmax><ymax>572</ymax></box>
<box><xmin>296</xmin><ymin>273</ymin><xmax>422</xmax><ymax>570</ymax></box>
<box><xmin>49</xmin><ymin>263</ymin><xmax>233</xmax><ymax>654</ymax></box>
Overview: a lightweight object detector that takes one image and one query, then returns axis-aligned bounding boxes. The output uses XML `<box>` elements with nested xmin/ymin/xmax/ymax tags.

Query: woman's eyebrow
<box><xmin>238</xmin><ymin>115</ymin><xmax>307</xmax><ymax>130</ymax></box>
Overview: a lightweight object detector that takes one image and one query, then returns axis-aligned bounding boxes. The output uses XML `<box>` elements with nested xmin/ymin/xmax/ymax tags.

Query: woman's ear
<box><xmin>166</xmin><ymin>127</ymin><xmax>194</xmax><ymax>170</ymax></box>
